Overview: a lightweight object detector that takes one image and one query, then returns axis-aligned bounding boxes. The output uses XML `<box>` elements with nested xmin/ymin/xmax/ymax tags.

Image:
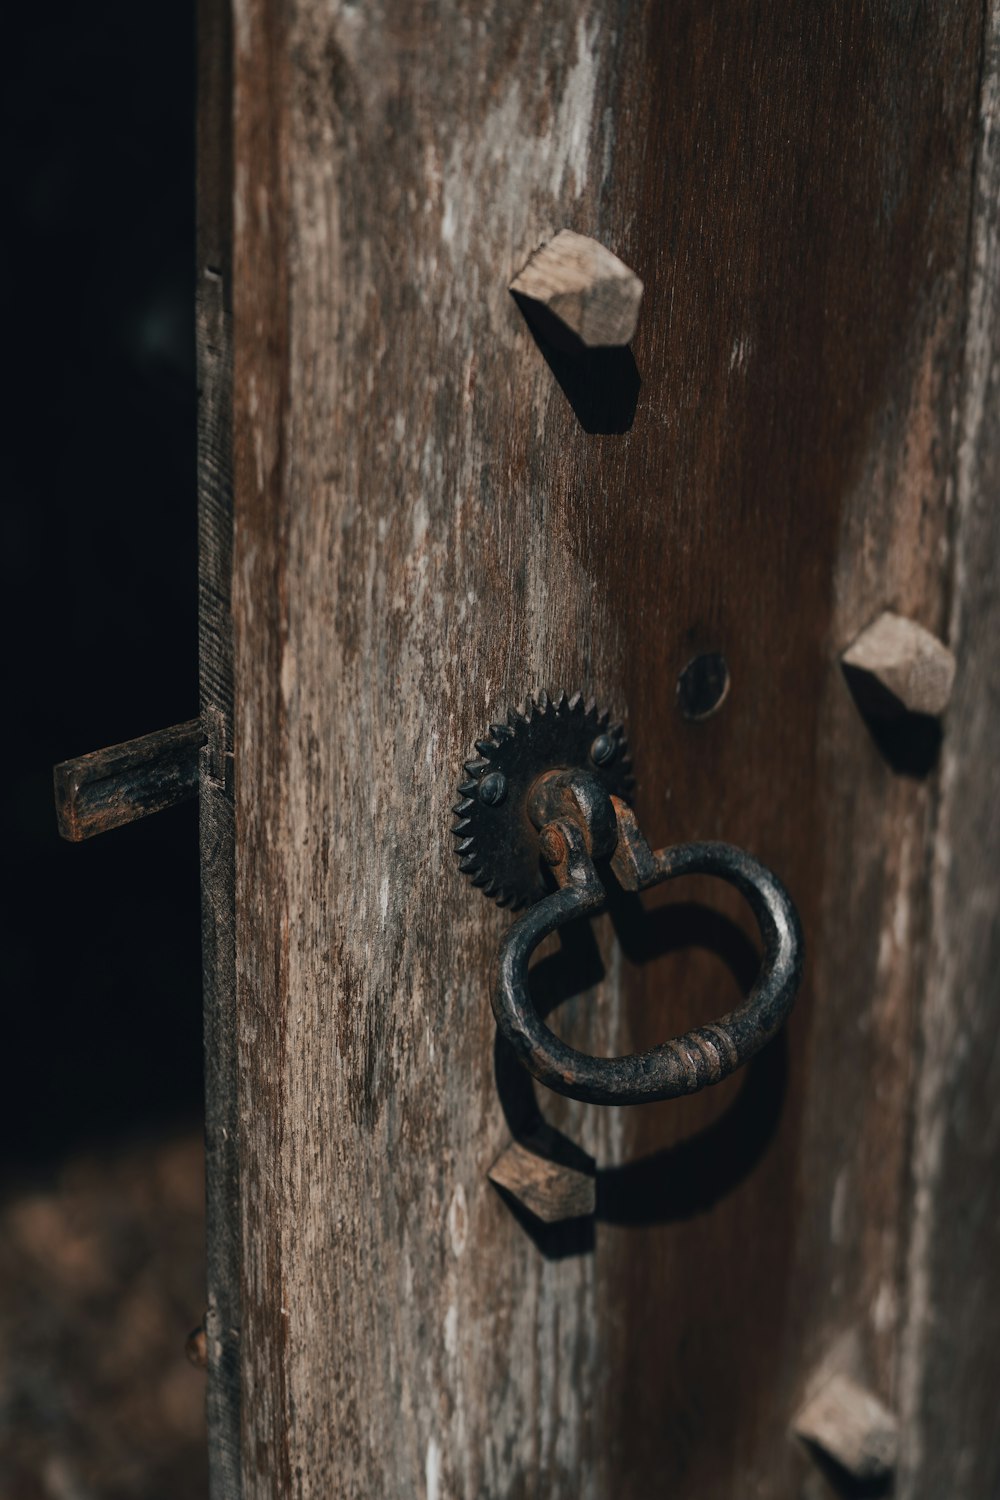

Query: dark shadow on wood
<box><xmin>492</xmin><ymin>914</ymin><xmax>601</xmax><ymax>1259</ymax></box>
<box><xmin>510</xmin><ymin>291</ymin><xmax>641</xmax><ymax>434</ymax></box>
<box><xmin>597</xmin><ymin>1033</ymin><xmax>787</xmax><ymax>1226</ymax></box>
<box><xmin>796</xmin><ymin>1440</ymin><xmax>894</xmax><ymax>1498</ymax></box>
<box><xmin>492</xmin><ymin>893</ymin><xmax>789</xmax><ymax>1251</ymax></box>
<box><xmin>488</xmin><ymin>1104</ymin><xmax>597</xmax><ymax>1261</ymax></box>
<box><xmin>489</xmin><ymin>1180</ymin><xmax>597</xmax><ymax>1259</ymax></box>
<box><xmin>603</xmin><ymin>887</ymin><xmax>759</xmax><ymax>982</ymax></box>
<box><xmin>841</xmin><ymin>662</ymin><xmax>943</xmax><ymax>777</ymax></box>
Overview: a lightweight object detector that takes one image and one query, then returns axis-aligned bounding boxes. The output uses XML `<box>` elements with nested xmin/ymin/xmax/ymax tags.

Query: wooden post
<box><xmin>199</xmin><ymin>3</ymin><xmax>1000</xmax><ymax>1495</ymax></box>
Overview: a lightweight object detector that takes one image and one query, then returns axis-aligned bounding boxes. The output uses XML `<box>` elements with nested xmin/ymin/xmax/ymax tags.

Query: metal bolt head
<box><xmin>539</xmin><ymin>825</ymin><xmax>567</xmax><ymax>866</ymax></box>
<box><xmin>478</xmin><ymin>771</ymin><xmax>508</xmax><ymax>806</ymax></box>
<box><xmin>589</xmin><ymin>732</ymin><xmax>617</xmax><ymax>767</ymax></box>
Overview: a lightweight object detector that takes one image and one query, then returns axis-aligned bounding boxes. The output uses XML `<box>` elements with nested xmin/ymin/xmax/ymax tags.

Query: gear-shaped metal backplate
<box><xmin>452</xmin><ymin>692</ymin><xmax>633</xmax><ymax>909</ymax></box>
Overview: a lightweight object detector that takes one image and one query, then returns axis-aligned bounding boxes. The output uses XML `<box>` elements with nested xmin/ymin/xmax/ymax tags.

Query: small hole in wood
<box><xmin>677</xmin><ymin>652</ymin><xmax>730</xmax><ymax>721</ymax></box>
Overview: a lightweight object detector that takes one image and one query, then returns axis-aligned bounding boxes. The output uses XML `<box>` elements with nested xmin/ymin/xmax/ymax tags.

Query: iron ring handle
<box><xmin>491</xmin><ymin>821</ymin><xmax>802</xmax><ymax>1107</ymax></box>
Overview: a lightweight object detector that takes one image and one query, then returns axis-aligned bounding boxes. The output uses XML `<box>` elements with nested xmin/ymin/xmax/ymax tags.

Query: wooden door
<box><xmin>197</xmin><ymin>3</ymin><xmax>1000</xmax><ymax>1496</ymax></box>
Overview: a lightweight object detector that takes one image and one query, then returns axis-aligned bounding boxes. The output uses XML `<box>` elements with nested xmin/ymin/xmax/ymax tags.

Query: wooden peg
<box><xmin>792</xmin><ymin>1373</ymin><xmax>898</xmax><ymax>1482</ymax></box>
<box><xmin>510</xmin><ymin>230</ymin><xmax>644</xmax><ymax>348</ymax></box>
<box><xmin>53</xmin><ymin>718</ymin><xmax>205</xmax><ymax>841</ymax></box>
<box><xmin>185</xmin><ymin>1324</ymin><xmax>209</xmax><ymax>1370</ymax></box>
<box><xmin>841</xmin><ymin>610</ymin><xmax>956</xmax><ymax>718</ymax></box>
<box><xmin>488</xmin><ymin>1138</ymin><xmax>596</xmax><ymax>1224</ymax></box>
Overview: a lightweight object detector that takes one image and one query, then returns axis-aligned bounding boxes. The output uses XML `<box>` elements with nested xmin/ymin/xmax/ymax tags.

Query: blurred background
<box><xmin>2</xmin><ymin>4</ymin><xmax>208</xmax><ymax>1495</ymax></box>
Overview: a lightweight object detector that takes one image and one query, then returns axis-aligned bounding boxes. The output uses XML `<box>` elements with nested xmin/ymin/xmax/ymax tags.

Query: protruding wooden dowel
<box><xmin>510</xmin><ymin>230</ymin><xmax>644</xmax><ymax>348</ymax></box>
<box><xmin>53</xmin><ymin>718</ymin><xmax>205</xmax><ymax>841</ymax></box>
<box><xmin>488</xmin><ymin>1138</ymin><xmax>596</xmax><ymax>1224</ymax></box>
<box><xmin>185</xmin><ymin>1323</ymin><xmax>209</xmax><ymax>1370</ymax></box>
<box><xmin>792</xmin><ymin>1373</ymin><xmax>898</xmax><ymax>1482</ymax></box>
<box><xmin>841</xmin><ymin>610</ymin><xmax>956</xmax><ymax>718</ymax></box>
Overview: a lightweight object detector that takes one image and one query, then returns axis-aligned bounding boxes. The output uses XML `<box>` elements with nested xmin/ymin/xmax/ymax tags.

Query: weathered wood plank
<box><xmin>197</xmin><ymin>0</ymin><xmax>240</xmax><ymax>1493</ymax></box>
<box><xmin>222</xmin><ymin>3</ymin><xmax>991</xmax><ymax>1496</ymax></box>
<box><xmin>900</xmin><ymin>7</ymin><xmax>1000</xmax><ymax>1496</ymax></box>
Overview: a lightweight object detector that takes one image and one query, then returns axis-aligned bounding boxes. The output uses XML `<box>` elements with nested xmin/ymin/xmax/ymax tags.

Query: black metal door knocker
<box><xmin>452</xmin><ymin>692</ymin><xmax>802</xmax><ymax>1107</ymax></box>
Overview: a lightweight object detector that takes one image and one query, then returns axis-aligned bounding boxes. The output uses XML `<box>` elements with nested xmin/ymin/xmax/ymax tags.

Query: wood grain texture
<box><xmin>221</xmin><ymin>2</ymin><xmax>994</xmax><ymax>1496</ymax></box>
<box><xmin>197</xmin><ymin>0</ymin><xmax>240</xmax><ymax>1493</ymax></box>
<box><xmin>899</xmin><ymin>7</ymin><xmax>1000</xmax><ymax>1496</ymax></box>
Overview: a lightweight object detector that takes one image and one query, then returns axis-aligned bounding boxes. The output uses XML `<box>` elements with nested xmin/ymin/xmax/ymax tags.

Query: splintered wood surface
<box><xmin>203</xmin><ymin>1</ymin><xmax>999</xmax><ymax>1496</ymax></box>
<box><xmin>197</xmin><ymin>0</ymin><xmax>240</xmax><ymax>1494</ymax></box>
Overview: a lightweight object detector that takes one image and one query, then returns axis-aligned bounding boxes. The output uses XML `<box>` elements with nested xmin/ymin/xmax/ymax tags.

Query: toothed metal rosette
<box><xmin>451</xmin><ymin>691</ymin><xmax>633</xmax><ymax>909</ymax></box>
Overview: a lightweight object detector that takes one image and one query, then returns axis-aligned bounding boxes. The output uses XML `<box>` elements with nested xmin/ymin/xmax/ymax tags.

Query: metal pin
<box><xmin>589</xmin><ymin>732</ymin><xmax>617</xmax><ymax>766</ymax></box>
<box><xmin>478</xmin><ymin>771</ymin><xmax>508</xmax><ymax>806</ymax></box>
